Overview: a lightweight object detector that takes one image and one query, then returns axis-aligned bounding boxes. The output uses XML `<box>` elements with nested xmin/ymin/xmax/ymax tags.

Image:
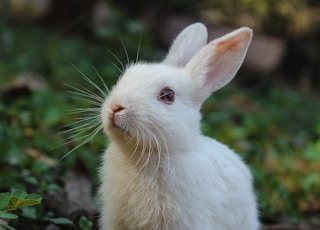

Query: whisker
<box><xmin>107</xmin><ymin>58</ymin><xmax>123</xmax><ymax>74</ymax></box>
<box><xmin>77</xmin><ymin>84</ymin><xmax>105</xmax><ymax>101</ymax></box>
<box><xmin>62</xmin><ymin>115</ymin><xmax>101</xmax><ymax>128</ymax></box>
<box><xmin>65</xmin><ymin>108</ymin><xmax>101</xmax><ymax>115</ymax></box>
<box><xmin>135</xmin><ymin>129</ymin><xmax>147</xmax><ymax>169</ymax></box>
<box><xmin>71</xmin><ymin>63</ymin><xmax>107</xmax><ymax>98</ymax></box>
<box><xmin>105</xmin><ymin>48</ymin><xmax>125</xmax><ymax>73</ymax></box>
<box><xmin>152</xmin><ymin>119</ymin><xmax>171</xmax><ymax>171</ymax></box>
<box><xmin>66</xmin><ymin>119</ymin><xmax>102</xmax><ymax>144</ymax></box>
<box><xmin>58</xmin><ymin>115</ymin><xmax>100</xmax><ymax>133</ymax></box>
<box><xmin>71</xmin><ymin>114</ymin><xmax>101</xmax><ymax>121</ymax></box>
<box><xmin>135</xmin><ymin>31</ymin><xmax>143</xmax><ymax>63</ymax></box>
<box><xmin>149</xmin><ymin>125</ymin><xmax>162</xmax><ymax>173</ymax></box>
<box><xmin>90</xmin><ymin>64</ymin><xmax>110</xmax><ymax>94</ymax></box>
<box><xmin>134</xmin><ymin>123</ymin><xmax>161</xmax><ymax>175</ymax></box>
<box><xmin>120</xmin><ymin>37</ymin><xmax>130</xmax><ymax>67</ymax></box>
<box><xmin>60</xmin><ymin>120</ymin><xmax>101</xmax><ymax>138</ymax></box>
<box><xmin>59</xmin><ymin>123</ymin><xmax>103</xmax><ymax>161</ymax></box>
<box><xmin>149</xmin><ymin>128</ymin><xmax>161</xmax><ymax>172</ymax></box>
<box><xmin>137</xmin><ymin>127</ymin><xmax>149</xmax><ymax>171</ymax></box>
<box><xmin>127</xmin><ymin>124</ymin><xmax>141</xmax><ymax>165</ymax></box>
<box><xmin>68</xmin><ymin>90</ymin><xmax>104</xmax><ymax>104</ymax></box>
<box><xmin>141</xmin><ymin>141</ymin><xmax>152</xmax><ymax>174</ymax></box>
<box><xmin>49</xmin><ymin>119</ymin><xmax>101</xmax><ymax>153</ymax></box>
<box><xmin>141</xmin><ymin>129</ymin><xmax>155</xmax><ymax>174</ymax></box>
<box><xmin>126</xmin><ymin>128</ymin><xmax>136</xmax><ymax>146</ymax></box>
<box><xmin>70</xmin><ymin>97</ymin><xmax>102</xmax><ymax>107</ymax></box>
<box><xmin>53</xmin><ymin>61</ymin><xmax>108</xmax><ymax>161</ymax></box>
<box><xmin>152</xmin><ymin>119</ymin><xmax>174</xmax><ymax>140</ymax></box>
<box><xmin>65</xmin><ymin>83</ymin><xmax>104</xmax><ymax>103</ymax></box>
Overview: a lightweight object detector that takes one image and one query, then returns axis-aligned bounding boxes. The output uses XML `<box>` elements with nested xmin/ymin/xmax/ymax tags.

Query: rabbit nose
<box><xmin>112</xmin><ymin>104</ymin><xmax>124</xmax><ymax>113</ymax></box>
<box><xmin>109</xmin><ymin>104</ymin><xmax>124</xmax><ymax>123</ymax></box>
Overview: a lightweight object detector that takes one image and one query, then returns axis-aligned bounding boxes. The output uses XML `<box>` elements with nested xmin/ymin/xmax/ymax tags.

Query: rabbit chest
<box><xmin>99</xmin><ymin>145</ymin><xmax>216</xmax><ymax>230</ymax></box>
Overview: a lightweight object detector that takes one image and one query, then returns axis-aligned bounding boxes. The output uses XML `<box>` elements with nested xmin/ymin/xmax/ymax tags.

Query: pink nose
<box><xmin>109</xmin><ymin>104</ymin><xmax>124</xmax><ymax>123</ymax></box>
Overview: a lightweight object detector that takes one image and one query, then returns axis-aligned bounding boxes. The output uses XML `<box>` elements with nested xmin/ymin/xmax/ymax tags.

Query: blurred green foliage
<box><xmin>203</xmin><ymin>0</ymin><xmax>319</xmax><ymax>35</ymax></box>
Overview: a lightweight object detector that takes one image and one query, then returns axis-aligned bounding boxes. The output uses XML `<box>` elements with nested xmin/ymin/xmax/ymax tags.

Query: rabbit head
<box><xmin>101</xmin><ymin>23</ymin><xmax>253</xmax><ymax>154</ymax></box>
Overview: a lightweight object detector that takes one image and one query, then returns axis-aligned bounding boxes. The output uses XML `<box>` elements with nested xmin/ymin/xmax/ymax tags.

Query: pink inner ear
<box><xmin>186</xmin><ymin>27</ymin><xmax>252</xmax><ymax>105</ymax></box>
<box><xmin>204</xmin><ymin>29</ymin><xmax>253</xmax><ymax>87</ymax></box>
<box><xmin>211</xmin><ymin>29</ymin><xmax>252</xmax><ymax>65</ymax></box>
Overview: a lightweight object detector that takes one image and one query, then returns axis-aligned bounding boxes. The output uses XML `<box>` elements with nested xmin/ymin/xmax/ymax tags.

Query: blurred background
<box><xmin>0</xmin><ymin>0</ymin><xmax>320</xmax><ymax>229</ymax></box>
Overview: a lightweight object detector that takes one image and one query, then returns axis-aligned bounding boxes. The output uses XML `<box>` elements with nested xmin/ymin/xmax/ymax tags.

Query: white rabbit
<box><xmin>99</xmin><ymin>23</ymin><xmax>259</xmax><ymax>230</ymax></box>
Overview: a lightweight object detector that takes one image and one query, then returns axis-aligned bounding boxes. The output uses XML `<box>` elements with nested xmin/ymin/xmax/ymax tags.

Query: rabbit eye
<box><xmin>158</xmin><ymin>87</ymin><xmax>175</xmax><ymax>105</ymax></box>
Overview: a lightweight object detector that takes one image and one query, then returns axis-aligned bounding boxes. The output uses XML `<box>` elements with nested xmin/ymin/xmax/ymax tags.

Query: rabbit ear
<box><xmin>163</xmin><ymin>23</ymin><xmax>208</xmax><ymax>67</ymax></box>
<box><xmin>186</xmin><ymin>27</ymin><xmax>253</xmax><ymax>105</ymax></box>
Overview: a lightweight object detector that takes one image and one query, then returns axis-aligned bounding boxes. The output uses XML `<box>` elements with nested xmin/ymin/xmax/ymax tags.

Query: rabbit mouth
<box><xmin>110</xmin><ymin>118</ymin><xmax>129</xmax><ymax>132</ymax></box>
<box><xmin>108</xmin><ymin>111</ymin><xmax>133</xmax><ymax>134</ymax></box>
<box><xmin>106</xmin><ymin>107</ymin><xmax>168</xmax><ymax>147</ymax></box>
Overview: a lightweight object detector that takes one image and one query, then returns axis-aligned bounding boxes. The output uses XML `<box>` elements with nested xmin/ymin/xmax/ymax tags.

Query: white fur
<box><xmin>99</xmin><ymin>23</ymin><xmax>259</xmax><ymax>230</ymax></box>
<box><xmin>163</xmin><ymin>23</ymin><xmax>208</xmax><ymax>67</ymax></box>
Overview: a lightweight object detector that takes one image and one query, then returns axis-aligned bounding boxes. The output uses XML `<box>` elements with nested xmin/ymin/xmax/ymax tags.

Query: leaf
<box><xmin>21</xmin><ymin>207</ymin><xmax>38</xmax><ymax>219</ymax></box>
<box><xmin>12</xmin><ymin>189</ymin><xmax>27</xmax><ymax>198</ymax></box>
<box><xmin>25</xmin><ymin>176</ymin><xmax>38</xmax><ymax>185</ymax></box>
<box><xmin>20</xmin><ymin>194</ymin><xmax>42</xmax><ymax>208</ymax></box>
<box><xmin>0</xmin><ymin>224</ymin><xmax>17</xmax><ymax>230</ymax></box>
<box><xmin>0</xmin><ymin>193</ymin><xmax>10</xmax><ymax>210</ymax></box>
<box><xmin>0</xmin><ymin>211</ymin><xmax>19</xmax><ymax>219</ymax></box>
<box><xmin>7</xmin><ymin>192</ymin><xmax>42</xmax><ymax>211</ymax></box>
<box><xmin>24</xmin><ymin>194</ymin><xmax>42</xmax><ymax>202</ymax></box>
<box><xmin>78</xmin><ymin>216</ymin><xmax>93</xmax><ymax>230</ymax></box>
<box><xmin>20</xmin><ymin>199</ymin><xmax>41</xmax><ymax>208</ymax></box>
<box><xmin>48</xmin><ymin>217</ymin><xmax>74</xmax><ymax>225</ymax></box>
<box><xmin>8</xmin><ymin>197</ymin><xmax>25</xmax><ymax>211</ymax></box>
